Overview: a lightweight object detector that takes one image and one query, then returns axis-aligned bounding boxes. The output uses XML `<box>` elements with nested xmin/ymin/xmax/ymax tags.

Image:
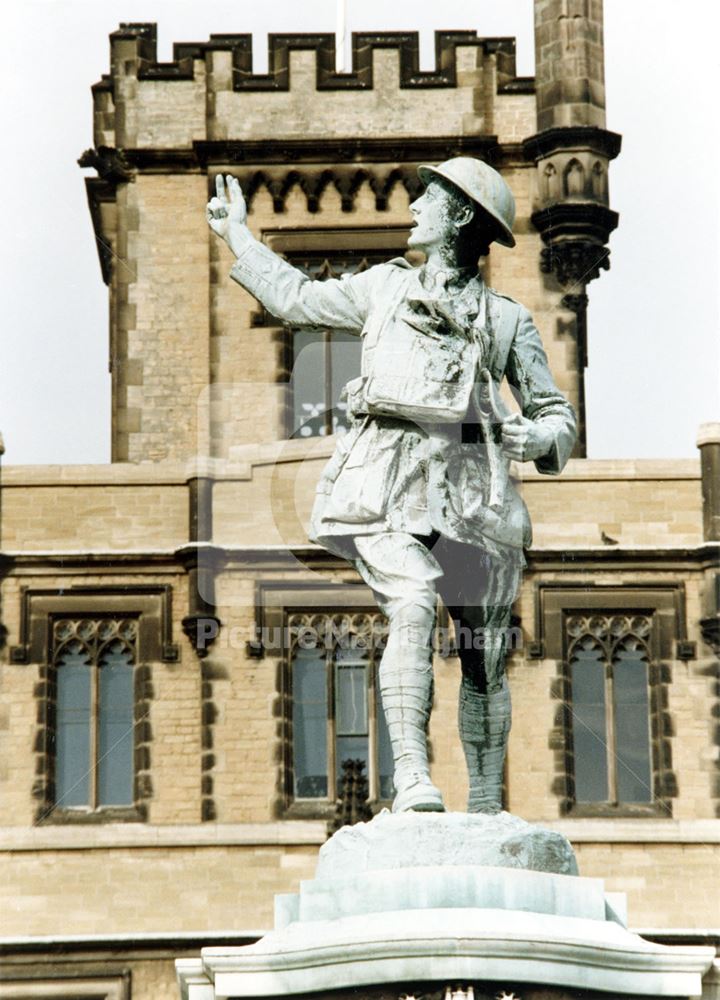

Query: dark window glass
<box><xmin>288</xmin><ymin>253</ymin><xmax>392</xmax><ymax>440</ymax></box>
<box><xmin>335</xmin><ymin>651</ymin><xmax>368</xmax><ymax>735</ymax></box>
<box><xmin>334</xmin><ymin>649</ymin><xmax>369</xmax><ymax>797</ymax></box>
<box><xmin>97</xmin><ymin>642</ymin><xmax>135</xmax><ymax>806</ymax></box>
<box><xmin>570</xmin><ymin>641</ymin><xmax>609</xmax><ymax>803</ymax></box>
<box><xmin>291</xmin><ymin>331</ymin><xmax>361</xmax><ymax>439</ymax></box>
<box><xmin>55</xmin><ymin>643</ymin><xmax>92</xmax><ymax>807</ymax></box>
<box><xmin>292</xmin><ymin>332</ymin><xmax>328</xmax><ymax>438</ymax></box>
<box><xmin>292</xmin><ymin>647</ymin><xmax>328</xmax><ymax>798</ymax></box>
<box><xmin>289</xmin><ymin>611</ymin><xmax>390</xmax><ymax>805</ymax></box>
<box><xmin>613</xmin><ymin>640</ymin><xmax>652</xmax><ymax>803</ymax></box>
<box><xmin>330</xmin><ymin>333</ymin><xmax>362</xmax><ymax>434</ymax></box>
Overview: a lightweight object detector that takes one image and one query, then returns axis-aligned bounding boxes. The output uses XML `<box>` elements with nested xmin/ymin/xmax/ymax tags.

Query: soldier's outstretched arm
<box><xmin>206</xmin><ymin>174</ymin><xmax>371</xmax><ymax>332</ymax></box>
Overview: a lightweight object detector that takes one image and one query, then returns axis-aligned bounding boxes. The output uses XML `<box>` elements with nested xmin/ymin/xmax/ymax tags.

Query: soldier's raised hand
<box><xmin>206</xmin><ymin>174</ymin><xmax>247</xmax><ymax>243</ymax></box>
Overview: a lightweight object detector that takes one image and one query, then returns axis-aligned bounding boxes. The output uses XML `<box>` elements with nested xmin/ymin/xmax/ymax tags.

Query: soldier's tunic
<box><xmin>230</xmin><ymin>235</ymin><xmax>577</xmax><ymax>567</ymax></box>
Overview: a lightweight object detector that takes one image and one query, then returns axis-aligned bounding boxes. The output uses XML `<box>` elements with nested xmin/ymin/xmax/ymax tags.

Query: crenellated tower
<box><xmin>81</xmin><ymin>6</ymin><xmax>619</xmax><ymax>463</ymax></box>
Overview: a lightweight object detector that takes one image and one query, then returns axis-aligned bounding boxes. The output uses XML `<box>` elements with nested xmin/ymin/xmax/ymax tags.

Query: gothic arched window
<box><xmin>566</xmin><ymin>614</ymin><xmax>654</xmax><ymax>807</ymax></box>
<box><xmin>288</xmin><ymin>611</ymin><xmax>393</xmax><ymax>807</ymax></box>
<box><xmin>53</xmin><ymin>618</ymin><xmax>136</xmax><ymax>811</ymax></box>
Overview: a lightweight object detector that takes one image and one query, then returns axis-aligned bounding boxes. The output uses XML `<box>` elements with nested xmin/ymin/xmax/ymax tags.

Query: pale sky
<box><xmin>0</xmin><ymin>0</ymin><xmax>718</xmax><ymax>465</ymax></box>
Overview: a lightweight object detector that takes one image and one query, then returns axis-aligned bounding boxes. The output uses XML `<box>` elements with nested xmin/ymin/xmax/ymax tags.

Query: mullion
<box><xmin>326</xmin><ymin>643</ymin><xmax>336</xmax><ymax>801</ymax></box>
<box><xmin>324</xmin><ymin>330</ymin><xmax>333</xmax><ymax>436</ymax></box>
<box><xmin>89</xmin><ymin>660</ymin><xmax>99</xmax><ymax>808</ymax></box>
<box><xmin>367</xmin><ymin>651</ymin><xmax>379</xmax><ymax>801</ymax></box>
<box><xmin>605</xmin><ymin>656</ymin><xmax>617</xmax><ymax>804</ymax></box>
<box><xmin>89</xmin><ymin>630</ymin><xmax>99</xmax><ymax>809</ymax></box>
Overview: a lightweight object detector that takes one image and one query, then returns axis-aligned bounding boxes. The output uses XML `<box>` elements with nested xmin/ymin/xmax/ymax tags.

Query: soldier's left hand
<box><xmin>501</xmin><ymin>413</ymin><xmax>554</xmax><ymax>462</ymax></box>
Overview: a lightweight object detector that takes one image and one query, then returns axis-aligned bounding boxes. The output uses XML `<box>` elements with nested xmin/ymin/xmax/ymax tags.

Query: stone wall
<box><xmin>0</xmin><ymin>455</ymin><xmax>716</xmax><ymax>939</ymax></box>
<box><xmin>524</xmin><ymin>460</ymin><xmax>704</xmax><ymax>548</ymax></box>
<box><xmin>0</xmin><ymin>455</ymin><xmax>704</xmax><ymax>552</ymax></box>
<box><xmin>0</xmin><ymin>824</ymin><xmax>718</xmax><ymax>938</ymax></box>
<box><xmin>113</xmin><ymin>174</ymin><xmax>211</xmax><ymax>462</ymax></box>
<box><xmin>0</xmin><ymin>828</ymin><xmax>321</xmax><ymax>935</ymax></box>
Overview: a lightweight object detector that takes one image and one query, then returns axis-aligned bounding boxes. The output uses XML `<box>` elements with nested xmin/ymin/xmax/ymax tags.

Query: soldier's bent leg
<box><xmin>354</xmin><ymin>533</ymin><xmax>445</xmax><ymax>813</ymax></box>
<box><xmin>458</xmin><ymin>662</ymin><xmax>512</xmax><ymax>814</ymax></box>
<box><xmin>433</xmin><ymin>539</ymin><xmax>521</xmax><ymax>813</ymax></box>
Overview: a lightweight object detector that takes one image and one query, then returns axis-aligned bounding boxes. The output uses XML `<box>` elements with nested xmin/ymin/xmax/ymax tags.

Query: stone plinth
<box><xmin>316</xmin><ymin>810</ymin><xmax>578</xmax><ymax>879</ymax></box>
<box><xmin>177</xmin><ymin>813</ymin><xmax>715</xmax><ymax>1000</ymax></box>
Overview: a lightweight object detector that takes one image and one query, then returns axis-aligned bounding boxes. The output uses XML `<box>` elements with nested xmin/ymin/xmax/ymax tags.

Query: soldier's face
<box><xmin>408</xmin><ymin>181</ymin><xmax>458</xmax><ymax>252</ymax></box>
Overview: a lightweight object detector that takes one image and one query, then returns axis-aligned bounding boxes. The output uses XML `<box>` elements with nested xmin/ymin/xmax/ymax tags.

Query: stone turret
<box><xmin>534</xmin><ymin>0</ymin><xmax>605</xmax><ymax>130</ymax></box>
<box><xmin>525</xmin><ymin>0</ymin><xmax>621</xmax><ymax>454</ymax></box>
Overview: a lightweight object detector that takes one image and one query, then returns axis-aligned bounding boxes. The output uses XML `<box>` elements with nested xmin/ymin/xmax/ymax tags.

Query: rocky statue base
<box><xmin>314</xmin><ymin>811</ymin><xmax>579</xmax><ymax>880</ymax></box>
<box><xmin>177</xmin><ymin>812</ymin><xmax>714</xmax><ymax>1000</ymax></box>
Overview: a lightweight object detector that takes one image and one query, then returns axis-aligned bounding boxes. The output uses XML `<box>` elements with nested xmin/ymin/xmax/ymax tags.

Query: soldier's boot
<box><xmin>459</xmin><ymin>676</ymin><xmax>511</xmax><ymax>814</ymax></box>
<box><xmin>380</xmin><ymin>610</ymin><xmax>444</xmax><ymax>813</ymax></box>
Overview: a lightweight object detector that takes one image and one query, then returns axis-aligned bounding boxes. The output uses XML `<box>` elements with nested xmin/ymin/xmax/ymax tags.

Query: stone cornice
<box><xmin>2</xmin><ymin>544</ymin><xmax>714</xmax><ymax>574</ymax></box>
<box><xmin>531</xmin><ymin>203</ymin><xmax>620</xmax><ymax>286</ymax></box>
<box><xmin>0</xmin><ymin>932</ymin><xmax>263</xmax><ymax>956</ymax></box>
<box><xmin>191</xmin><ymin>136</ymin><xmax>500</xmax><ymax>167</ymax></box>
<box><xmin>525</xmin><ymin>544</ymin><xmax>718</xmax><ymax>572</ymax></box>
<box><xmin>531</xmin><ymin>202</ymin><xmax>620</xmax><ymax>246</ymax></box>
<box><xmin>113</xmin><ymin>140</ymin><xmax>530</xmax><ymax>173</ymax></box>
<box><xmin>538</xmin><ymin>818</ymin><xmax>720</xmax><ymax>844</ymax></box>
<box><xmin>0</xmin><ymin>820</ymin><xmax>326</xmax><ymax>853</ymax></box>
<box><xmin>78</xmin><ymin>145</ymin><xmax>133</xmax><ymax>182</ymax></box>
<box><xmin>0</xmin><ymin>551</ymin><xmax>184</xmax><ymax>569</ymax></box>
<box><xmin>700</xmin><ymin>613</ymin><xmax>720</xmax><ymax>654</ymax></box>
<box><xmin>523</xmin><ymin>126</ymin><xmax>623</xmax><ymax>162</ymax></box>
<box><xmin>103</xmin><ymin>136</ymin><xmax>505</xmax><ymax>174</ymax></box>
<box><xmin>0</xmin><ymin>456</ymin><xmax>701</xmax><ymax>486</ymax></box>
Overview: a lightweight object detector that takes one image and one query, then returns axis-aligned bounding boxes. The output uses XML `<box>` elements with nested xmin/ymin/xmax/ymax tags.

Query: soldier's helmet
<box><xmin>417</xmin><ymin>157</ymin><xmax>516</xmax><ymax>248</ymax></box>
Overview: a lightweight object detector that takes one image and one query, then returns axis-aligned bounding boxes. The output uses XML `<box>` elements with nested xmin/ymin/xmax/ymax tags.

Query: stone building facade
<box><xmin>1</xmin><ymin>2</ymin><xmax>719</xmax><ymax>998</ymax></box>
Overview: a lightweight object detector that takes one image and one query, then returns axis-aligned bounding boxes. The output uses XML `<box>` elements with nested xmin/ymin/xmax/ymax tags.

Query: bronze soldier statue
<box><xmin>207</xmin><ymin>159</ymin><xmax>576</xmax><ymax>814</ymax></box>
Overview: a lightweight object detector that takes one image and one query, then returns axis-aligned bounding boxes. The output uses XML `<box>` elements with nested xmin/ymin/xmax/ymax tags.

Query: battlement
<box><xmin>91</xmin><ymin>23</ymin><xmax>538</xmax><ymax>152</ymax></box>
<box><xmin>94</xmin><ymin>22</ymin><xmax>533</xmax><ymax>94</ymax></box>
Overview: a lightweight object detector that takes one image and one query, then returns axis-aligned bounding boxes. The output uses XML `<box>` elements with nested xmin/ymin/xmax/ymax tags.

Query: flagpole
<box><xmin>336</xmin><ymin>0</ymin><xmax>347</xmax><ymax>73</ymax></box>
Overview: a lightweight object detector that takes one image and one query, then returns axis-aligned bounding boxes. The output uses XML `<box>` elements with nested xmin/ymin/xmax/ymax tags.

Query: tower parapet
<box><xmin>92</xmin><ymin>23</ymin><xmax>534</xmax><ymax>149</ymax></box>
